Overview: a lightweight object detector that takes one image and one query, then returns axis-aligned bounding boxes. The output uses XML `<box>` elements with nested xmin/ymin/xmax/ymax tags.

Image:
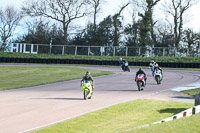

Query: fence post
<box><xmin>139</xmin><ymin>48</ymin><xmax>141</xmax><ymax>56</ymax></box>
<box><xmin>163</xmin><ymin>48</ymin><xmax>165</xmax><ymax>56</ymax></box>
<box><xmin>62</xmin><ymin>46</ymin><xmax>65</xmax><ymax>55</ymax></box>
<box><xmin>37</xmin><ymin>45</ymin><xmax>39</xmax><ymax>53</ymax></box>
<box><xmin>126</xmin><ymin>47</ymin><xmax>128</xmax><ymax>57</ymax></box>
<box><xmin>113</xmin><ymin>47</ymin><xmax>115</xmax><ymax>56</ymax></box>
<box><xmin>174</xmin><ymin>47</ymin><xmax>176</xmax><ymax>57</ymax></box>
<box><xmin>88</xmin><ymin>47</ymin><xmax>90</xmax><ymax>56</ymax></box>
<box><xmin>75</xmin><ymin>46</ymin><xmax>77</xmax><ymax>55</ymax></box>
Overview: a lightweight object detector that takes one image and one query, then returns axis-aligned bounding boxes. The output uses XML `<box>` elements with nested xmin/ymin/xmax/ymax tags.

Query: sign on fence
<box><xmin>11</xmin><ymin>43</ymin><xmax>38</xmax><ymax>54</ymax></box>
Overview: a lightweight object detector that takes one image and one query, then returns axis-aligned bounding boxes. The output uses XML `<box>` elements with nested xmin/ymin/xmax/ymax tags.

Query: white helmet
<box><xmin>120</xmin><ymin>58</ymin><xmax>122</xmax><ymax>61</ymax></box>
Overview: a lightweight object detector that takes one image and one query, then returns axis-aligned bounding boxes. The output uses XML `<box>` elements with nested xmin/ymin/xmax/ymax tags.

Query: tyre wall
<box><xmin>0</xmin><ymin>57</ymin><xmax>199</xmax><ymax>68</ymax></box>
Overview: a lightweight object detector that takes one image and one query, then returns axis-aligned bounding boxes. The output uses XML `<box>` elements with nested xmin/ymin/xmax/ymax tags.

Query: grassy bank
<box><xmin>0</xmin><ymin>51</ymin><xmax>200</xmax><ymax>63</ymax></box>
<box><xmin>33</xmin><ymin>100</ymin><xmax>194</xmax><ymax>133</ymax></box>
<box><xmin>182</xmin><ymin>88</ymin><xmax>200</xmax><ymax>97</ymax></box>
<box><xmin>0</xmin><ymin>65</ymin><xmax>112</xmax><ymax>91</ymax></box>
<box><xmin>131</xmin><ymin>113</ymin><xmax>200</xmax><ymax>133</ymax></box>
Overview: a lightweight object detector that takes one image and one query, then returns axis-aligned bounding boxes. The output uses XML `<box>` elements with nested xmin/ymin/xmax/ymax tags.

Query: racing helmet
<box><xmin>120</xmin><ymin>58</ymin><xmax>122</xmax><ymax>61</ymax></box>
<box><xmin>151</xmin><ymin>60</ymin><xmax>154</xmax><ymax>63</ymax></box>
<box><xmin>139</xmin><ymin>68</ymin><xmax>142</xmax><ymax>71</ymax></box>
<box><xmin>85</xmin><ymin>71</ymin><xmax>90</xmax><ymax>77</ymax></box>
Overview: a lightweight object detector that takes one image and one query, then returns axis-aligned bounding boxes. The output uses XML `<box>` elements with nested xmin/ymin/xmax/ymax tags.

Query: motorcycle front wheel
<box><xmin>84</xmin><ymin>89</ymin><xmax>89</xmax><ymax>100</ymax></box>
<box><xmin>137</xmin><ymin>82</ymin><xmax>142</xmax><ymax>91</ymax></box>
<box><xmin>155</xmin><ymin>76</ymin><xmax>160</xmax><ymax>84</ymax></box>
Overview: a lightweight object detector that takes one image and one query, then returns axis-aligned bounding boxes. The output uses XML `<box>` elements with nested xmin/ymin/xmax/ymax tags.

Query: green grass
<box><xmin>0</xmin><ymin>66</ymin><xmax>112</xmax><ymax>91</ymax></box>
<box><xmin>182</xmin><ymin>88</ymin><xmax>200</xmax><ymax>97</ymax></box>
<box><xmin>131</xmin><ymin>113</ymin><xmax>200</xmax><ymax>133</ymax></box>
<box><xmin>33</xmin><ymin>100</ymin><xmax>193</xmax><ymax>133</ymax></box>
<box><xmin>1</xmin><ymin>51</ymin><xmax>200</xmax><ymax>63</ymax></box>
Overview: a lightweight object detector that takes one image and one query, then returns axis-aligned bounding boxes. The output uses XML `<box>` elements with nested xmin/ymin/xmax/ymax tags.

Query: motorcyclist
<box><xmin>152</xmin><ymin>60</ymin><xmax>158</xmax><ymax>66</ymax></box>
<box><xmin>153</xmin><ymin>64</ymin><xmax>162</xmax><ymax>72</ymax></box>
<box><xmin>153</xmin><ymin>64</ymin><xmax>163</xmax><ymax>79</ymax></box>
<box><xmin>119</xmin><ymin>58</ymin><xmax>125</xmax><ymax>69</ymax></box>
<box><xmin>150</xmin><ymin>60</ymin><xmax>158</xmax><ymax>74</ymax></box>
<box><xmin>81</xmin><ymin>71</ymin><xmax>94</xmax><ymax>90</ymax></box>
<box><xmin>135</xmin><ymin>68</ymin><xmax>147</xmax><ymax>85</ymax></box>
<box><xmin>150</xmin><ymin>60</ymin><xmax>158</xmax><ymax>68</ymax></box>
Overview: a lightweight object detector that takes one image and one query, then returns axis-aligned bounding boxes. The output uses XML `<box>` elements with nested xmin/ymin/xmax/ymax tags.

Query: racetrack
<box><xmin>0</xmin><ymin>65</ymin><xmax>199</xmax><ymax>133</ymax></box>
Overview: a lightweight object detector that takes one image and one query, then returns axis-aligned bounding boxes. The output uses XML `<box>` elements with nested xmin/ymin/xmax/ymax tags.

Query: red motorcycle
<box><xmin>135</xmin><ymin>74</ymin><xmax>146</xmax><ymax>91</ymax></box>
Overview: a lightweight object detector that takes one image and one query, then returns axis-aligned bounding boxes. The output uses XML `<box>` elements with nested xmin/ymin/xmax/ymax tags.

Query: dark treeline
<box><xmin>0</xmin><ymin>0</ymin><xmax>200</xmax><ymax>56</ymax></box>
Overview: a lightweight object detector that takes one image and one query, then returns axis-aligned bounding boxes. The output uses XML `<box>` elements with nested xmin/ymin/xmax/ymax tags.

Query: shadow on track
<box><xmin>31</xmin><ymin>98</ymin><xmax>84</xmax><ymax>100</ymax></box>
<box><xmin>98</xmin><ymin>89</ymin><xmax>138</xmax><ymax>92</ymax></box>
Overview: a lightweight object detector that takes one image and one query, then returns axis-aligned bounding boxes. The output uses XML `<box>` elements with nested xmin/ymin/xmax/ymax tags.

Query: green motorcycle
<box><xmin>82</xmin><ymin>80</ymin><xmax>93</xmax><ymax>100</ymax></box>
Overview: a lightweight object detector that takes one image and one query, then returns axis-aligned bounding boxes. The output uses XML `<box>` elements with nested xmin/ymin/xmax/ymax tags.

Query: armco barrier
<box><xmin>0</xmin><ymin>57</ymin><xmax>199</xmax><ymax>68</ymax></box>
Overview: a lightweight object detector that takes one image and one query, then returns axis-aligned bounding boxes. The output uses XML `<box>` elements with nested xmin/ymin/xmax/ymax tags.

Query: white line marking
<box><xmin>171</xmin><ymin>83</ymin><xmax>200</xmax><ymax>92</ymax></box>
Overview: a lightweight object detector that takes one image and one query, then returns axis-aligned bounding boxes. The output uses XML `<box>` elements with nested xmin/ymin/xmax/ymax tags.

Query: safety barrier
<box><xmin>0</xmin><ymin>57</ymin><xmax>199</xmax><ymax>68</ymax></box>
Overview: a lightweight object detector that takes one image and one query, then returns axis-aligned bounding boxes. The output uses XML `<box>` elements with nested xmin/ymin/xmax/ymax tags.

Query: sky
<box><xmin>0</xmin><ymin>0</ymin><xmax>200</xmax><ymax>33</ymax></box>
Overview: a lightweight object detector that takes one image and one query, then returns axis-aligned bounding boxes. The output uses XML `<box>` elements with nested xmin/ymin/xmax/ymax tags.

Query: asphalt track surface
<box><xmin>0</xmin><ymin>65</ymin><xmax>200</xmax><ymax>133</ymax></box>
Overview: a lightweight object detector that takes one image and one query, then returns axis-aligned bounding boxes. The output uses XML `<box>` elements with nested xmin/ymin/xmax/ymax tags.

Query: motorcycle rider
<box><xmin>81</xmin><ymin>71</ymin><xmax>94</xmax><ymax>90</ymax></box>
<box><xmin>153</xmin><ymin>64</ymin><xmax>162</xmax><ymax>72</ymax></box>
<box><xmin>119</xmin><ymin>57</ymin><xmax>126</xmax><ymax>70</ymax></box>
<box><xmin>152</xmin><ymin>60</ymin><xmax>158</xmax><ymax>66</ymax></box>
<box><xmin>150</xmin><ymin>60</ymin><xmax>158</xmax><ymax>74</ymax></box>
<box><xmin>150</xmin><ymin>60</ymin><xmax>158</xmax><ymax>68</ymax></box>
<box><xmin>135</xmin><ymin>68</ymin><xmax>147</xmax><ymax>86</ymax></box>
<box><xmin>153</xmin><ymin>64</ymin><xmax>163</xmax><ymax>79</ymax></box>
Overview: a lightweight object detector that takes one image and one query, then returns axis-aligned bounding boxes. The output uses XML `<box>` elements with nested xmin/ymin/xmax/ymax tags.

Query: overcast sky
<box><xmin>0</xmin><ymin>0</ymin><xmax>200</xmax><ymax>32</ymax></box>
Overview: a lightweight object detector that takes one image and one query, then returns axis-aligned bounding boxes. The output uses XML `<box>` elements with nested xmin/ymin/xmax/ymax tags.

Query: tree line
<box><xmin>0</xmin><ymin>0</ymin><xmax>200</xmax><ymax>55</ymax></box>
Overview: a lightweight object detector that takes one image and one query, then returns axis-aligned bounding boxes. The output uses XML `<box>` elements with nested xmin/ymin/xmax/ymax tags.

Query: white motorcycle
<box><xmin>154</xmin><ymin>69</ymin><xmax>162</xmax><ymax>84</ymax></box>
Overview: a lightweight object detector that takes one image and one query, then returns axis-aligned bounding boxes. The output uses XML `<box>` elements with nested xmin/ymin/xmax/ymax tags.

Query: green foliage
<box><xmin>124</xmin><ymin>21</ymin><xmax>141</xmax><ymax>47</ymax></box>
<box><xmin>71</xmin><ymin>14</ymin><xmax>123</xmax><ymax>48</ymax></box>
<box><xmin>33</xmin><ymin>100</ymin><xmax>193</xmax><ymax>133</ymax></box>
<box><xmin>15</xmin><ymin>20</ymin><xmax>64</xmax><ymax>45</ymax></box>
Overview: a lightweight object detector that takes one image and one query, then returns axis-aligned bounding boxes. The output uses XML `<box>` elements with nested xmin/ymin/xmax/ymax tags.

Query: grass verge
<box><xmin>1</xmin><ymin>51</ymin><xmax>200</xmax><ymax>63</ymax></box>
<box><xmin>181</xmin><ymin>88</ymin><xmax>200</xmax><ymax>97</ymax></box>
<box><xmin>0</xmin><ymin>65</ymin><xmax>112</xmax><ymax>91</ymax></box>
<box><xmin>131</xmin><ymin>113</ymin><xmax>200</xmax><ymax>133</ymax></box>
<box><xmin>33</xmin><ymin>99</ymin><xmax>194</xmax><ymax>133</ymax></box>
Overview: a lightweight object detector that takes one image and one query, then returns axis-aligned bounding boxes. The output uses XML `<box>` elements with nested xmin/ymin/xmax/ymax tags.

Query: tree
<box><xmin>22</xmin><ymin>0</ymin><xmax>91</xmax><ymax>45</ymax></box>
<box><xmin>182</xmin><ymin>29</ymin><xmax>200</xmax><ymax>50</ymax></box>
<box><xmin>0</xmin><ymin>6</ymin><xmax>23</xmax><ymax>50</ymax></box>
<box><xmin>136</xmin><ymin>0</ymin><xmax>160</xmax><ymax>47</ymax></box>
<box><xmin>162</xmin><ymin>0</ymin><xmax>196</xmax><ymax>47</ymax></box>
<box><xmin>18</xmin><ymin>19</ymin><xmax>63</xmax><ymax>44</ymax></box>
<box><xmin>113</xmin><ymin>2</ymin><xmax>130</xmax><ymax>46</ymax></box>
<box><xmin>155</xmin><ymin>21</ymin><xmax>174</xmax><ymax>47</ymax></box>
<box><xmin>70</xmin><ymin>15</ymin><xmax>114</xmax><ymax>47</ymax></box>
<box><xmin>124</xmin><ymin>20</ymin><xmax>141</xmax><ymax>47</ymax></box>
<box><xmin>89</xmin><ymin>0</ymin><xmax>104</xmax><ymax>27</ymax></box>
